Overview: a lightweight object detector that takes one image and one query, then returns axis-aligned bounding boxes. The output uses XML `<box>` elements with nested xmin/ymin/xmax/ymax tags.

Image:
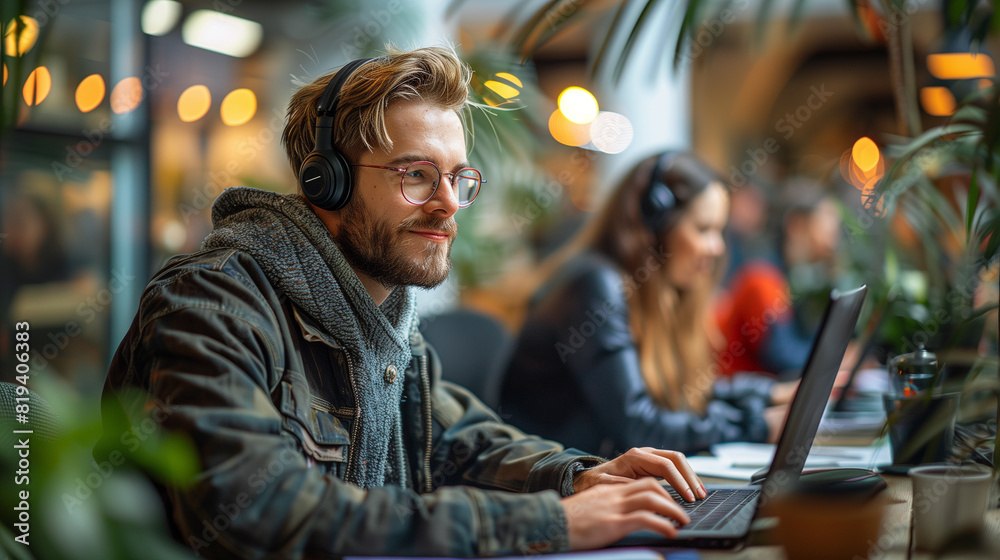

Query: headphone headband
<box><xmin>313</xmin><ymin>57</ymin><xmax>374</xmax><ymax>153</ymax></box>
<box><xmin>640</xmin><ymin>152</ymin><xmax>679</xmax><ymax>233</ymax></box>
<box><xmin>299</xmin><ymin>57</ymin><xmax>375</xmax><ymax>211</ymax></box>
<box><xmin>317</xmin><ymin>57</ymin><xmax>374</xmax><ymax>117</ymax></box>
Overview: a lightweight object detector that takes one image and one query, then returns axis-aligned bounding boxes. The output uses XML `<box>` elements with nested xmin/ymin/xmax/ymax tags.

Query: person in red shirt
<box><xmin>715</xmin><ymin>180</ymin><xmax>842</xmax><ymax>377</ymax></box>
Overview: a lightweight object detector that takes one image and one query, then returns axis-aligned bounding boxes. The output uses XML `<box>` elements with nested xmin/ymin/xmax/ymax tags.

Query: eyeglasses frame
<box><xmin>352</xmin><ymin>161</ymin><xmax>486</xmax><ymax>208</ymax></box>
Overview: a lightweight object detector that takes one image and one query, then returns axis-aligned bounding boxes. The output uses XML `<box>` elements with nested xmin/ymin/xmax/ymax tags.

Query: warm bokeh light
<box><xmin>841</xmin><ymin>145</ymin><xmax>884</xmax><ymax>190</ymax></box>
<box><xmin>177</xmin><ymin>84</ymin><xmax>211</xmax><ymax>122</ymax></box>
<box><xmin>2</xmin><ymin>63</ymin><xmax>6</xmax><ymax>86</ymax></box>
<box><xmin>548</xmin><ymin>108</ymin><xmax>591</xmax><ymax>147</ymax></box>
<box><xmin>182</xmin><ymin>10</ymin><xmax>262</xmax><ymax>58</ymax></box>
<box><xmin>22</xmin><ymin>66</ymin><xmax>51</xmax><ymax>106</ymax></box>
<box><xmin>4</xmin><ymin>16</ymin><xmax>39</xmax><ymax>56</ymax></box>
<box><xmin>557</xmin><ymin>86</ymin><xmax>599</xmax><ymax>124</ymax></box>
<box><xmin>160</xmin><ymin>219</ymin><xmax>187</xmax><ymax>252</ymax></box>
<box><xmin>852</xmin><ymin>137</ymin><xmax>880</xmax><ymax>173</ymax></box>
<box><xmin>484</xmin><ymin>80</ymin><xmax>519</xmax><ymax>100</ymax></box>
<box><xmin>220</xmin><ymin>88</ymin><xmax>257</xmax><ymax>126</ymax></box>
<box><xmin>840</xmin><ymin>149</ymin><xmax>860</xmax><ymax>189</ymax></box>
<box><xmin>920</xmin><ymin>86</ymin><xmax>956</xmax><ymax>117</ymax></box>
<box><xmin>590</xmin><ymin>111</ymin><xmax>633</xmax><ymax>154</ymax></box>
<box><xmin>495</xmin><ymin>72</ymin><xmax>522</xmax><ymax>87</ymax></box>
<box><xmin>111</xmin><ymin>77</ymin><xmax>143</xmax><ymax>114</ymax></box>
<box><xmin>75</xmin><ymin>74</ymin><xmax>106</xmax><ymax>113</ymax></box>
<box><xmin>483</xmin><ymin>73</ymin><xmax>522</xmax><ymax>107</ymax></box>
<box><xmin>927</xmin><ymin>53</ymin><xmax>996</xmax><ymax>80</ymax></box>
<box><xmin>141</xmin><ymin>0</ymin><xmax>182</xmax><ymax>36</ymax></box>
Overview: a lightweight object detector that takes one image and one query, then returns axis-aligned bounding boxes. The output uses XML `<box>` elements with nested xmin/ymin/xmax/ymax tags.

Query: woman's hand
<box><xmin>770</xmin><ymin>380</ymin><xmax>799</xmax><ymax>405</ymax></box>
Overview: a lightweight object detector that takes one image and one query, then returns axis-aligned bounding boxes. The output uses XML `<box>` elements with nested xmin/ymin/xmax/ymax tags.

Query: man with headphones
<box><xmin>100</xmin><ymin>46</ymin><xmax>704</xmax><ymax>559</ymax></box>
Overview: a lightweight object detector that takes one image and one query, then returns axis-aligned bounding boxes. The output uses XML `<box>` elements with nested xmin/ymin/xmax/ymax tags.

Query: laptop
<box><xmin>616</xmin><ymin>285</ymin><xmax>869</xmax><ymax>549</ymax></box>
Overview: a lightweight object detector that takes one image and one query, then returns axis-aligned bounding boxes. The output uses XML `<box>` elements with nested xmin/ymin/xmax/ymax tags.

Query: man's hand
<box><xmin>562</xmin><ymin>477</ymin><xmax>691</xmax><ymax>550</ymax></box>
<box><xmin>573</xmin><ymin>447</ymin><xmax>706</xmax><ymax>499</ymax></box>
<box><xmin>562</xmin><ymin>448</ymin><xmax>707</xmax><ymax>550</ymax></box>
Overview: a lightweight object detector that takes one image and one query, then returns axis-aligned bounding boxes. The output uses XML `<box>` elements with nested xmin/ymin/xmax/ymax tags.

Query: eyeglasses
<box><xmin>353</xmin><ymin>161</ymin><xmax>485</xmax><ymax>208</ymax></box>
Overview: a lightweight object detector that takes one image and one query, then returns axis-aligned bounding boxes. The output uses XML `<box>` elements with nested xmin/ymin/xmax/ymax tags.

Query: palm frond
<box><xmin>591</xmin><ymin>0</ymin><xmax>632</xmax><ymax>77</ymax></box>
<box><xmin>612</xmin><ymin>0</ymin><xmax>665</xmax><ymax>82</ymax></box>
<box><xmin>510</xmin><ymin>0</ymin><xmax>579</xmax><ymax>61</ymax></box>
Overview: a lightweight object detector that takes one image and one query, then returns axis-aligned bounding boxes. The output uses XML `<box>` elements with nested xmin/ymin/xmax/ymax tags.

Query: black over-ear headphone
<box><xmin>298</xmin><ymin>57</ymin><xmax>374</xmax><ymax>211</ymax></box>
<box><xmin>639</xmin><ymin>152</ymin><xmax>678</xmax><ymax>233</ymax></box>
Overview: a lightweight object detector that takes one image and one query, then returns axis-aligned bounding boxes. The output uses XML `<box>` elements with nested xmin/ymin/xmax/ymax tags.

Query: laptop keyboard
<box><xmin>666</xmin><ymin>487</ymin><xmax>759</xmax><ymax>531</ymax></box>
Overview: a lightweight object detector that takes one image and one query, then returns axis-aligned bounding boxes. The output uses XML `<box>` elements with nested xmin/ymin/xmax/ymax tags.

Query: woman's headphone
<box><xmin>298</xmin><ymin>58</ymin><xmax>374</xmax><ymax>211</ymax></box>
<box><xmin>639</xmin><ymin>152</ymin><xmax>679</xmax><ymax>233</ymax></box>
<box><xmin>639</xmin><ymin>151</ymin><xmax>720</xmax><ymax>234</ymax></box>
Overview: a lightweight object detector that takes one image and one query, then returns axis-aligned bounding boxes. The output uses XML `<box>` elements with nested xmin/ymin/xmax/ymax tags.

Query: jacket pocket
<box><xmin>279</xmin><ymin>377</ymin><xmax>350</xmax><ymax>465</ymax></box>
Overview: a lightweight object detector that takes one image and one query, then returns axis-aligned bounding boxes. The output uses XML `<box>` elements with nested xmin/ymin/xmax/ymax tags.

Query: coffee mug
<box><xmin>909</xmin><ymin>463</ymin><xmax>994</xmax><ymax>551</ymax></box>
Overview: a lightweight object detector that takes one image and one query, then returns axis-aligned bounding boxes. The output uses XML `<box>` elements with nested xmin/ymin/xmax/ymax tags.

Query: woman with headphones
<box><xmin>498</xmin><ymin>151</ymin><xmax>796</xmax><ymax>457</ymax></box>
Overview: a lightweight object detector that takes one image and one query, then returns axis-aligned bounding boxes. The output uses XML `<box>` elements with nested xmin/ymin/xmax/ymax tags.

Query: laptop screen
<box><xmin>756</xmin><ymin>285</ymin><xmax>868</xmax><ymax>503</ymax></box>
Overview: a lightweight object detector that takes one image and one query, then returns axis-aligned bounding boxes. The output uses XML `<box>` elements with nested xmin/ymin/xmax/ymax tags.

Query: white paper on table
<box><xmin>688</xmin><ymin>440</ymin><xmax>891</xmax><ymax>481</ymax></box>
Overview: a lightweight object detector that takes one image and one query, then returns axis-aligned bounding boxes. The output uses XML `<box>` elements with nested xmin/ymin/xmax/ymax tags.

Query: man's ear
<box><xmin>306</xmin><ymin>199</ymin><xmax>342</xmax><ymax>237</ymax></box>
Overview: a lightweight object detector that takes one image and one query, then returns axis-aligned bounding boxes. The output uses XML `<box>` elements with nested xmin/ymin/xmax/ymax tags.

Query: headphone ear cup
<box><xmin>299</xmin><ymin>149</ymin><xmax>354</xmax><ymax>211</ymax></box>
<box><xmin>641</xmin><ymin>179</ymin><xmax>676</xmax><ymax>232</ymax></box>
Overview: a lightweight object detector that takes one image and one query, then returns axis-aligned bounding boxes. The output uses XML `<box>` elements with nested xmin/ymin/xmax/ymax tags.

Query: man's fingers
<box><xmin>649</xmin><ymin>449</ymin><xmax>706</xmax><ymax>500</ymax></box>
<box><xmin>621</xmin><ymin>486</ymin><xmax>690</xmax><ymax>525</ymax></box>
<box><xmin>563</xmin><ymin>478</ymin><xmax>691</xmax><ymax>550</ymax></box>
<box><xmin>626</xmin><ymin>449</ymin><xmax>696</xmax><ymax>501</ymax></box>
<box><xmin>584</xmin><ymin>447</ymin><xmax>708</xmax><ymax>500</ymax></box>
<box><xmin>620</xmin><ymin>511</ymin><xmax>681</xmax><ymax>539</ymax></box>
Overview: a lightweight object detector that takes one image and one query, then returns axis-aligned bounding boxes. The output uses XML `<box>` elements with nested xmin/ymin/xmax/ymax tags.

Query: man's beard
<box><xmin>334</xmin><ymin>196</ymin><xmax>457</xmax><ymax>290</ymax></box>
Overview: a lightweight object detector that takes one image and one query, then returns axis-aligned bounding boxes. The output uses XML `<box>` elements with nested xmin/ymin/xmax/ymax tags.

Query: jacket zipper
<box><xmin>420</xmin><ymin>355</ymin><xmax>433</xmax><ymax>494</ymax></box>
<box><xmin>342</xmin><ymin>350</ymin><xmax>362</xmax><ymax>483</ymax></box>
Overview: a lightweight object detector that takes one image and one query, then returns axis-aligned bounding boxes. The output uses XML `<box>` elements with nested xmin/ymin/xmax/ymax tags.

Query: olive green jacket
<box><xmin>100</xmin><ymin>248</ymin><xmax>603</xmax><ymax>559</ymax></box>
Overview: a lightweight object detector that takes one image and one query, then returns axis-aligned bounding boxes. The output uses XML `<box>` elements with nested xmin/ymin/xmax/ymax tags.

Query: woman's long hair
<box><xmin>530</xmin><ymin>152</ymin><xmax>727</xmax><ymax>413</ymax></box>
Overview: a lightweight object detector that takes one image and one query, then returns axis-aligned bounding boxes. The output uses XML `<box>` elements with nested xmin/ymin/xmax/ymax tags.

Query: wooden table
<box><xmin>694</xmin><ymin>473</ymin><xmax>1000</xmax><ymax>559</ymax></box>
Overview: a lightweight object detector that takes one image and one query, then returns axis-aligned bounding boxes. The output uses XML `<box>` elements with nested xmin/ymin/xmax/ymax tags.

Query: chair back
<box><xmin>419</xmin><ymin>309</ymin><xmax>512</xmax><ymax>409</ymax></box>
<box><xmin>0</xmin><ymin>381</ymin><xmax>65</xmax><ymax>449</ymax></box>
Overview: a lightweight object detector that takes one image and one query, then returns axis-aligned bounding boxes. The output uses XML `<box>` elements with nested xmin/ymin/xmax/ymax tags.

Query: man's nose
<box><xmin>423</xmin><ymin>175</ymin><xmax>460</xmax><ymax>216</ymax></box>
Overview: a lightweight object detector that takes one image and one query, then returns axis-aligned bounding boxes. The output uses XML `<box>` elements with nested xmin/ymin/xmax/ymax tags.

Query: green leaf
<box><xmin>753</xmin><ymin>0</ymin><xmax>777</xmax><ymax>46</ymax></box>
<box><xmin>613</xmin><ymin>0</ymin><xmax>664</xmax><ymax>83</ymax></box>
<box><xmin>982</xmin><ymin>210</ymin><xmax>1000</xmax><ymax>260</ymax></box>
<box><xmin>511</xmin><ymin>0</ymin><xmax>572</xmax><ymax>59</ymax></box>
<box><xmin>967</xmin><ymin>167</ymin><xmax>979</xmax><ymax>236</ymax></box>
<box><xmin>592</xmin><ymin>0</ymin><xmax>631</xmax><ymax>77</ymax></box>
<box><xmin>788</xmin><ymin>0</ymin><xmax>812</xmax><ymax>28</ymax></box>
<box><xmin>878</xmin><ymin>124</ymin><xmax>981</xmax><ymax>197</ymax></box>
<box><xmin>672</xmin><ymin>0</ymin><xmax>705</xmax><ymax>68</ymax></box>
<box><xmin>951</xmin><ymin>103</ymin><xmax>988</xmax><ymax>126</ymax></box>
<box><xmin>136</xmin><ymin>435</ymin><xmax>198</xmax><ymax>486</ymax></box>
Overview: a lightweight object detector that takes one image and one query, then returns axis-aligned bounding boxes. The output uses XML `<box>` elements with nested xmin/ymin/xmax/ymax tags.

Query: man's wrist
<box><xmin>560</xmin><ymin>462</ymin><xmax>590</xmax><ymax>497</ymax></box>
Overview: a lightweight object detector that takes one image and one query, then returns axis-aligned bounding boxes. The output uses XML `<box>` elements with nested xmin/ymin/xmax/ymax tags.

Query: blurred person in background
<box><xmin>499</xmin><ymin>152</ymin><xmax>798</xmax><ymax>458</ymax></box>
<box><xmin>714</xmin><ymin>178</ymin><xmax>844</xmax><ymax>379</ymax></box>
<box><xmin>0</xmin><ymin>191</ymin><xmax>74</xmax><ymax>381</ymax></box>
<box><xmin>721</xmin><ymin>180</ymin><xmax>771</xmax><ymax>288</ymax></box>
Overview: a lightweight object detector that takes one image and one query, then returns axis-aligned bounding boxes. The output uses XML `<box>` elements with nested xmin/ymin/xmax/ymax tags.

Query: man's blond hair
<box><xmin>282</xmin><ymin>46</ymin><xmax>472</xmax><ymax>178</ymax></box>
